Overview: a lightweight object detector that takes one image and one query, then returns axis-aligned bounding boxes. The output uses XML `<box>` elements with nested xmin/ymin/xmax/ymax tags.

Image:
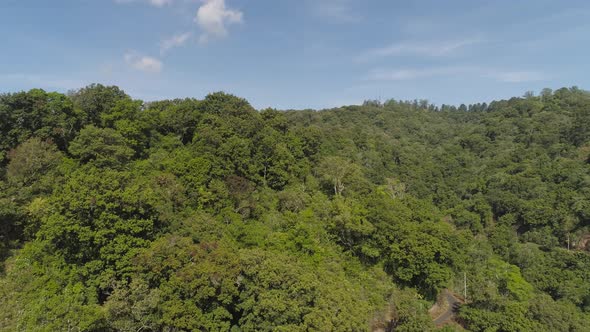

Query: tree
<box><xmin>6</xmin><ymin>137</ymin><xmax>62</xmax><ymax>187</ymax></box>
<box><xmin>69</xmin><ymin>125</ymin><xmax>134</xmax><ymax>167</ymax></box>
<box><xmin>316</xmin><ymin>156</ymin><xmax>361</xmax><ymax>196</ymax></box>
<box><xmin>70</xmin><ymin>83</ymin><xmax>129</xmax><ymax>126</ymax></box>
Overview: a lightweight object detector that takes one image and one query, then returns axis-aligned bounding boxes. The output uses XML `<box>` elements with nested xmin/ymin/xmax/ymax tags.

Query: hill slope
<box><xmin>0</xmin><ymin>85</ymin><xmax>589</xmax><ymax>331</ymax></box>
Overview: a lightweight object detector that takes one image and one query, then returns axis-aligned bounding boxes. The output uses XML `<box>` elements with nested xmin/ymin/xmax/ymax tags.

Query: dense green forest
<box><xmin>0</xmin><ymin>84</ymin><xmax>589</xmax><ymax>331</ymax></box>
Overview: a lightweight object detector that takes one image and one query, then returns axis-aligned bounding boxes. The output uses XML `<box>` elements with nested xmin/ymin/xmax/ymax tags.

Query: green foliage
<box><xmin>390</xmin><ymin>288</ymin><xmax>436</xmax><ymax>331</ymax></box>
<box><xmin>317</xmin><ymin>156</ymin><xmax>362</xmax><ymax>196</ymax></box>
<box><xmin>37</xmin><ymin>166</ymin><xmax>169</xmax><ymax>291</ymax></box>
<box><xmin>69</xmin><ymin>125</ymin><xmax>134</xmax><ymax>167</ymax></box>
<box><xmin>0</xmin><ymin>85</ymin><xmax>589</xmax><ymax>330</ymax></box>
<box><xmin>0</xmin><ymin>89</ymin><xmax>81</xmax><ymax>159</ymax></box>
<box><xmin>105</xmin><ymin>236</ymin><xmax>390</xmax><ymax>331</ymax></box>
<box><xmin>6</xmin><ymin>137</ymin><xmax>62</xmax><ymax>188</ymax></box>
<box><xmin>0</xmin><ymin>242</ymin><xmax>106</xmax><ymax>331</ymax></box>
<box><xmin>70</xmin><ymin>83</ymin><xmax>129</xmax><ymax>126</ymax></box>
<box><xmin>385</xmin><ymin>221</ymin><xmax>467</xmax><ymax>299</ymax></box>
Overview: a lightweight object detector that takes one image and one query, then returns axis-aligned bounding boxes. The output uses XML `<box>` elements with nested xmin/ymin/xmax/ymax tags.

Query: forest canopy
<box><xmin>0</xmin><ymin>84</ymin><xmax>589</xmax><ymax>331</ymax></box>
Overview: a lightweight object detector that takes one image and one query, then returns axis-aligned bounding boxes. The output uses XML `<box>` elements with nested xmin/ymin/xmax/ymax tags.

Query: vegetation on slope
<box><xmin>0</xmin><ymin>84</ymin><xmax>589</xmax><ymax>331</ymax></box>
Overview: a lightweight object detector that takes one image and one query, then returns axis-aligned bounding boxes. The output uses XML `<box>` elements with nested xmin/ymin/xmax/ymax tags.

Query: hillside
<box><xmin>1</xmin><ymin>85</ymin><xmax>589</xmax><ymax>331</ymax></box>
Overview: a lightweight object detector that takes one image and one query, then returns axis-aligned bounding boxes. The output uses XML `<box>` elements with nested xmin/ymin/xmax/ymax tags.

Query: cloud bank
<box><xmin>366</xmin><ymin>66</ymin><xmax>545</xmax><ymax>83</ymax></box>
<box><xmin>358</xmin><ymin>38</ymin><xmax>482</xmax><ymax>62</ymax></box>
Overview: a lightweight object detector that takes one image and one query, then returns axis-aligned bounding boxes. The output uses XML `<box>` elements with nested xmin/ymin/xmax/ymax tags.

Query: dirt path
<box><xmin>432</xmin><ymin>290</ymin><xmax>462</xmax><ymax>327</ymax></box>
<box><xmin>576</xmin><ymin>233</ymin><xmax>590</xmax><ymax>250</ymax></box>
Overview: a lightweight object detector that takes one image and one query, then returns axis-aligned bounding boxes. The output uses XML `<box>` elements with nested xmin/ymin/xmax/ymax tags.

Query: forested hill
<box><xmin>1</xmin><ymin>84</ymin><xmax>589</xmax><ymax>331</ymax></box>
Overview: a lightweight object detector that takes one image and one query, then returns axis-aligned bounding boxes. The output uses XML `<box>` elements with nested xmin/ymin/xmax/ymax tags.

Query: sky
<box><xmin>0</xmin><ymin>0</ymin><xmax>589</xmax><ymax>109</ymax></box>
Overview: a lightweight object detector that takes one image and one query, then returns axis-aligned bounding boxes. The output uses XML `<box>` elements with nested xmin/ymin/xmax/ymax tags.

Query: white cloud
<box><xmin>195</xmin><ymin>0</ymin><xmax>243</xmax><ymax>43</ymax></box>
<box><xmin>125</xmin><ymin>52</ymin><xmax>163</xmax><ymax>73</ymax></box>
<box><xmin>485</xmin><ymin>71</ymin><xmax>545</xmax><ymax>83</ymax></box>
<box><xmin>115</xmin><ymin>0</ymin><xmax>173</xmax><ymax>7</ymax></box>
<box><xmin>149</xmin><ymin>0</ymin><xmax>173</xmax><ymax>6</ymax></box>
<box><xmin>311</xmin><ymin>0</ymin><xmax>359</xmax><ymax>22</ymax></box>
<box><xmin>160</xmin><ymin>32</ymin><xmax>192</xmax><ymax>54</ymax></box>
<box><xmin>366</xmin><ymin>66</ymin><xmax>545</xmax><ymax>83</ymax></box>
<box><xmin>366</xmin><ymin>67</ymin><xmax>469</xmax><ymax>81</ymax></box>
<box><xmin>358</xmin><ymin>38</ymin><xmax>482</xmax><ymax>62</ymax></box>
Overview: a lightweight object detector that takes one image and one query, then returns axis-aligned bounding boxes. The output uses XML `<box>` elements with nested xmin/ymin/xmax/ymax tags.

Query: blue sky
<box><xmin>1</xmin><ymin>0</ymin><xmax>589</xmax><ymax>109</ymax></box>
